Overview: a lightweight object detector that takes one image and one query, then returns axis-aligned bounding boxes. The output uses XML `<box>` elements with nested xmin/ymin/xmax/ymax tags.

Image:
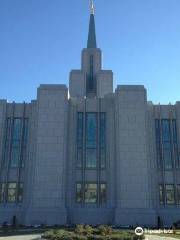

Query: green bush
<box><xmin>84</xmin><ymin>225</ymin><xmax>93</xmax><ymax>235</ymax></box>
<box><xmin>42</xmin><ymin>227</ymin><xmax>145</xmax><ymax>240</ymax></box>
<box><xmin>98</xmin><ymin>225</ymin><xmax>113</xmax><ymax>236</ymax></box>
<box><xmin>42</xmin><ymin>230</ymin><xmax>55</xmax><ymax>239</ymax></box>
<box><xmin>75</xmin><ymin>225</ymin><xmax>84</xmax><ymax>235</ymax></box>
<box><xmin>75</xmin><ymin>235</ymin><xmax>87</xmax><ymax>240</ymax></box>
<box><xmin>133</xmin><ymin>235</ymin><xmax>145</xmax><ymax>240</ymax></box>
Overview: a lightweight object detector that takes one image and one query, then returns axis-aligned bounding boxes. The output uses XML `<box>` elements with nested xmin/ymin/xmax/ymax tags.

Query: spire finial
<box><xmin>90</xmin><ymin>0</ymin><xmax>95</xmax><ymax>15</ymax></box>
<box><xmin>87</xmin><ymin>0</ymin><xmax>97</xmax><ymax>48</ymax></box>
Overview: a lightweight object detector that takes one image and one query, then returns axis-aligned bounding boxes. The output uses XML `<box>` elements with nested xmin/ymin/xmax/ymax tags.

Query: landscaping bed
<box><xmin>42</xmin><ymin>225</ymin><xmax>145</xmax><ymax>240</ymax></box>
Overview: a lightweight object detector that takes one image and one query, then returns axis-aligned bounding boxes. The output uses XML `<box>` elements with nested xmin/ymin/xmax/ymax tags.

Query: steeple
<box><xmin>87</xmin><ymin>0</ymin><xmax>97</xmax><ymax>48</ymax></box>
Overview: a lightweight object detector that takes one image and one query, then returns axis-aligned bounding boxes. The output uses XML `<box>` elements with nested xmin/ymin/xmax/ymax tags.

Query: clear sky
<box><xmin>0</xmin><ymin>0</ymin><xmax>180</xmax><ymax>103</ymax></box>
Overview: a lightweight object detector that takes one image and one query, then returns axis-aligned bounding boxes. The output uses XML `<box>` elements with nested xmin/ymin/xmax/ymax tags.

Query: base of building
<box><xmin>25</xmin><ymin>207</ymin><xmax>67</xmax><ymax>225</ymax></box>
<box><xmin>0</xmin><ymin>207</ymin><xmax>25</xmax><ymax>224</ymax></box>
<box><xmin>1</xmin><ymin>206</ymin><xmax>180</xmax><ymax>227</ymax></box>
<box><xmin>68</xmin><ymin>208</ymin><xmax>114</xmax><ymax>225</ymax></box>
<box><xmin>157</xmin><ymin>208</ymin><xmax>180</xmax><ymax>226</ymax></box>
<box><xmin>115</xmin><ymin>208</ymin><xmax>157</xmax><ymax>227</ymax></box>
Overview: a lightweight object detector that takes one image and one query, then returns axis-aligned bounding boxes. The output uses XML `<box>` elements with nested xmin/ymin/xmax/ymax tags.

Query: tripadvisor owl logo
<box><xmin>135</xmin><ymin>227</ymin><xmax>144</xmax><ymax>236</ymax></box>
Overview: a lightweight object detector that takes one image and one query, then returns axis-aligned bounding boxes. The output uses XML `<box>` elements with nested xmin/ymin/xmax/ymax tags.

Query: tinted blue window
<box><xmin>155</xmin><ymin>119</ymin><xmax>177</xmax><ymax>169</ymax></box>
<box><xmin>77</xmin><ymin>112</ymin><xmax>106</xmax><ymax>170</ymax></box>
<box><xmin>11</xmin><ymin>148</ymin><xmax>20</xmax><ymax>168</ymax></box>
<box><xmin>174</xmin><ymin>147</ymin><xmax>179</xmax><ymax>167</ymax></box>
<box><xmin>155</xmin><ymin>120</ymin><xmax>162</xmax><ymax>168</ymax></box>
<box><xmin>3</xmin><ymin>117</ymin><xmax>28</xmax><ymax>168</ymax></box>
<box><xmin>23</xmin><ymin>119</ymin><xmax>29</xmax><ymax>145</ymax></box>
<box><xmin>3</xmin><ymin>118</ymin><xmax>11</xmax><ymax>167</ymax></box>
<box><xmin>77</xmin><ymin>149</ymin><xmax>83</xmax><ymax>169</ymax></box>
<box><xmin>100</xmin><ymin>113</ymin><xmax>106</xmax><ymax>148</ymax></box>
<box><xmin>162</xmin><ymin>119</ymin><xmax>170</xmax><ymax>142</ymax></box>
<box><xmin>77</xmin><ymin>113</ymin><xmax>83</xmax><ymax>148</ymax></box>
<box><xmin>100</xmin><ymin>149</ymin><xmax>106</xmax><ymax>169</ymax></box>
<box><xmin>172</xmin><ymin>120</ymin><xmax>177</xmax><ymax>143</ymax></box>
<box><xmin>155</xmin><ymin>119</ymin><xmax>160</xmax><ymax>143</ymax></box>
<box><xmin>163</xmin><ymin>142</ymin><xmax>171</xmax><ymax>149</ymax></box>
<box><xmin>5</xmin><ymin>118</ymin><xmax>11</xmax><ymax>147</ymax></box>
<box><xmin>86</xmin><ymin>148</ymin><xmax>96</xmax><ymax>168</ymax></box>
<box><xmin>163</xmin><ymin>149</ymin><xmax>173</xmax><ymax>169</ymax></box>
<box><xmin>12</xmin><ymin>119</ymin><xmax>22</xmax><ymax>147</ymax></box>
<box><xmin>77</xmin><ymin>113</ymin><xmax>83</xmax><ymax>168</ymax></box>
<box><xmin>86</xmin><ymin>113</ymin><xmax>97</xmax><ymax>148</ymax></box>
<box><xmin>100</xmin><ymin>113</ymin><xmax>106</xmax><ymax>168</ymax></box>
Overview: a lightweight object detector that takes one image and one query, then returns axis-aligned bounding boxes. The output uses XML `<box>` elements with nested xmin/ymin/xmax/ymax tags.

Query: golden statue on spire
<box><xmin>90</xmin><ymin>0</ymin><xmax>95</xmax><ymax>15</ymax></box>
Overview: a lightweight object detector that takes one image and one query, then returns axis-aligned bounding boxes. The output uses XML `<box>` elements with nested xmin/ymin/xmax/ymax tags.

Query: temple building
<box><xmin>0</xmin><ymin>1</ymin><xmax>180</xmax><ymax>226</ymax></box>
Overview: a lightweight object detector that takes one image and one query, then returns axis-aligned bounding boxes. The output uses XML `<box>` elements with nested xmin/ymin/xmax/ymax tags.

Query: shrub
<box><xmin>84</xmin><ymin>225</ymin><xmax>93</xmax><ymax>235</ymax></box>
<box><xmin>42</xmin><ymin>230</ymin><xmax>55</xmax><ymax>239</ymax></box>
<box><xmin>42</xmin><ymin>227</ymin><xmax>140</xmax><ymax>240</ymax></box>
<box><xmin>75</xmin><ymin>225</ymin><xmax>84</xmax><ymax>235</ymax></box>
<box><xmin>75</xmin><ymin>235</ymin><xmax>87</xmax><ymax>240</ymax></box>
<box><xmin>105</xmin><ymin>226</ymin><xmax>112</xmax><ymax>235</ymax></box>
<box><xmin>133</xmin><ymin>235</ymin><xmax>145</xmax><ymax>240</ymax></box>
<box><xmin>98</xmin><ymin>225</ymin><xmax>112</xmax><ymax>236</ymax></box>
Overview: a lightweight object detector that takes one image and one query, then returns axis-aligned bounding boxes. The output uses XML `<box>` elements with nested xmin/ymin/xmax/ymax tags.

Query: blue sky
<box><xmin>0</xmin><ymin>0</ymin><xmax>180</xmax><ymax>103</ymax></box>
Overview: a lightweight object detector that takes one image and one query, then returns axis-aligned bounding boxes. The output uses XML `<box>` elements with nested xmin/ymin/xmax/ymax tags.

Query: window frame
<box><xmin>84</xmin><ymin>182</ymin><xmax>97</xmax><ymax>204</ymax></box>
<box><xmin>165</xmin><ymin>184</ymin><xmax>175</xmax><ymax>205</ymax></box>
<box><xmin>0</xmin><ymin>183</ymin><xmax>6</xmax><ymax>203</ymax></box>
<box><xmin>7</xmin><ymin>182</ymin><xmax>17</xmax><ymax>203</ymax></box>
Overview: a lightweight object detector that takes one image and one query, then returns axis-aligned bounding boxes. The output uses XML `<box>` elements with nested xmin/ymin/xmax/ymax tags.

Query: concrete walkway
<box><xmin>146</xmin><ymin>234</ymin><xmax>178</xmax><ymax>240</ymax></box>
<box><xmin>0</xmin><ymin>235</ymin><xmax>41</xmax><ymax>240</ymax></box>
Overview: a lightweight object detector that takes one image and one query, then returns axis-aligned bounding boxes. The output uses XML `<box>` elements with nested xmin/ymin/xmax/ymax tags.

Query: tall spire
<box><xmin>87</xmin><ymin>0</ymin><xmax>97</xmax><ymax>48</ymax></box>
<box><xmin>90</xmin><ymin>0</ymin><xmax>95</xmax><ymax>15</ymax></box>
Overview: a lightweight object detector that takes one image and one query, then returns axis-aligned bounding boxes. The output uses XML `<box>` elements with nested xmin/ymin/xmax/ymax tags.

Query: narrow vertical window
<box><xmin>0</xmin><ymin>183</ymin><xmax>5</xmax><ymax>203</ymax></box>
<box><xmin>21</xmin><ymin>119</ymin><xmax>29</xmax><ymax>167</ymax></box>
<box><xmin>23</xmin><ymin>119</ymin><xmax>29</xmax><ymax>146</ymax></box>
<box><xmin>18</xmin><ymin>183</ymin><xmax>24</xmax><ymax>202</ymax></box>
<box><xmin>155</xmin><ymin>119</ymin><xmax>179</xmax><ymax>169</ymax></box>
<box><xmin>172</xmin><ymin>120</ymin><xmax>179</xmax><ymax>167</ymax></box>
<box><xmin>77</xmin><ymin>113</ymin><xmax>83</xmax><ymax>168</ymax></box>
<box><xmin>86</xmin><ymin>113</ymin><xmax>97</xmax><ymax>148</ymax></box>
<box><xmin>166</xmin><ymin>184</ymin><xmax>175</xmax><ymax>205</ymax></box>
<box><xmin>86</xmin><ymin>113</ymin><xmax>97</xmax><ymax>168</ymax></box>
<box><xmin>77</xmin><ymin>113</ymin><xmax>83</xmax><ymax>148</ymax></box>
<box><xmin>100</xmin><ymin>183</ymin><xmax>107</xmax><ymax>204</ymax></box>
<box><xmin>85</xmin><ymin>183</ymin><xmax>97</xmax><ymax>203</ymax></box>
<box><xmin>12</xmin><ymin>119</ymin><xmax>22</xmax><ymax>146</ymax></box>
<box><xmin>86</xmin><ymin>149</ymin><xmax>96</xmax><ymax>168</ymax></box>
<box><xmin>76</xmin><ymin>183</ymin><xmax>82</xmax><ymax>203</ymax></box>
<box><xmin>3</xmin><ymin>118</ymin><xmax>11</xmax><ymax>167</ymax></box>
<box><xmin>177</xmin><ymin>185</ymin><xmax>180</xmax><ymax>205</ymax></box>
<box><xmin>11</xmin><ymin>119</ymin><xmax>22</xmax><ymax>168</ymax></box>
<box><xmin>89</xmin><ymin>55</ymin><xmax>94</xmax><ymax>91</ymax></box>
<box><xmin>162</xmin><ymin>120</ymin><xmax>173</xmax><ymax>169</ymax></box>
<box><xmin>159</xmin><ymin>184</ymin><xmax>164</xmax><ymax>205</ymax></box>
<box><xmin>11</xmin><ymin>148</ymin><xmax>20</xmax><ymax>168</ymax></box>
<box><xmin>87</xmin><ymin>55</ymin><xmax>96</xmax><ymax>94</ymax></box>
<box><xmin>172</xmin><ymin>120</ymin><xmax>177</xmax><ymax>143</ymax></box>
<box><xmin>155</xmin><ymin>120</ymin><xmax>162</xmax><ymax>168</ymax></box>
<box><xmin>162</xmin><ymin>120</ymin><xmax>171</xmax><ymax>142</ymax></box>
<box><xmin>163</xmin><ymin>149</ymin><xmax>173</xmax><ymax>170</ymax></box>
<box><xmin>7</xmin><ymin>183</ymin><xmax>17</xmax><ymax>203</ymax></box>
<box><xmin>100</xmin><ymin>113</ymin><xmax>106</xmax><ymax>169</ymax></box>
<box><xmin>75</xmin><ymin>182</ymin><xmax>106</xmax><ymax>205</ymax></box>
<box><xmin>3</xmin><ymin>118</ymin><xmax>29</xmax><ymax>168</ymax></box>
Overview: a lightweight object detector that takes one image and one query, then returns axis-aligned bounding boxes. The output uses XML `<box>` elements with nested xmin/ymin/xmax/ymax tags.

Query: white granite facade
<box><xmin>0</xmin><ymin>10</ymin><xmax>179</xmax><ymax>227</ymax></box>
